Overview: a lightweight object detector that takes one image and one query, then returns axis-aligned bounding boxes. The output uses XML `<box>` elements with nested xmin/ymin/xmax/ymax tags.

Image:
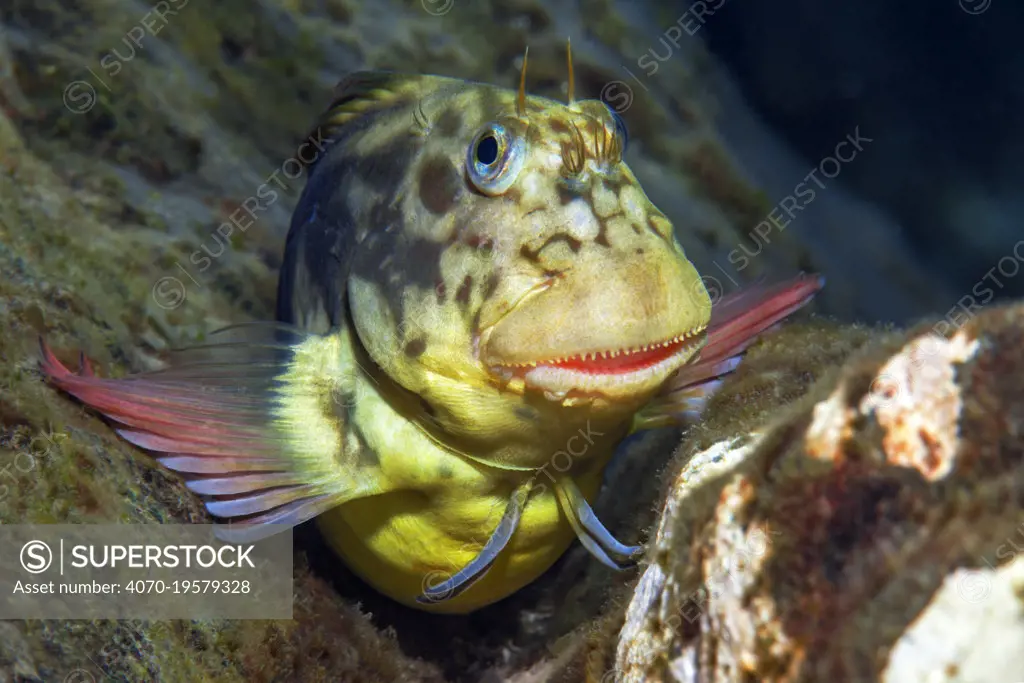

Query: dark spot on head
<box><xmin>535</xmin><ymin>233</ymin><xmax>582</xmax><ymax>258</ymax></box>
<box><xmin>435</xmin><ymin>109</ymin><xmax>463</xmax><ymax>137</ymax></box>
<box><xmin>435</xmin><ymin>279</ymin><xmax>447</xmax><ymax>303</ymax></box>
<box><xmin>635</xmin><ymin>247</ymin><xmax>644</xmax><ymax>255</ymax></box>
<box><xmin>354</xmin><ymin>228</ymin><xmax>446</xmax><ymax>315</ymax></box>
<box><xmin>367</xmin><ymin>200</ymin><xmax>404</xmax><ymax>236</ymax></box>
<box><xmin>347</xmin><ymin>200</ymin><xmax>408</xmax><ymax>323</ymax></box>
<box><xmin>456</xmin><ymin>275</ymin><xmax>473</xmax><ymax>306</ymax></box>
<box><xmin>354</xmin><ymin>134</ymin><xmax>422</xmax><ymax>193</ymax></box>
<box><xmin>604</xmin><ymin>177</ymin><xmax>623</xmax><ymax>195</ymax></box>
<box><xmin>438</xmin><ymin>462</ymin><xmax>454</xmax><ymax>479</ymax></box>
<box><xmin>519</xmin><ymin>245</ymin><xmax>539</xmax><ymax>263</ymax></box>
<box><xmin>462</xmin><ymin>234</ymin><xmax>486</xmax><ymax>250</ymax></box>
<box><xmin>556</xmin><ymin>183</ymin><xmax>577</xmax><ymax>206</ymax></box>
<box><xmin>549</xmin><ymin>119</ymin><xmax>571</xmax><ymax>135</ymax></box>
<box><xmin>418</xmin><ymin>155</ymin><xmax>461</xmax><ymax>215</ymax></box>
<box><xmin>404</xmin><ymin>338</ymin><xmax>427</xmax><ymax>357</ymax></box>
<box><xmin>281</xmin><ymin>196</ymin><xmax>353</xmax><ymax>326</ymax></box>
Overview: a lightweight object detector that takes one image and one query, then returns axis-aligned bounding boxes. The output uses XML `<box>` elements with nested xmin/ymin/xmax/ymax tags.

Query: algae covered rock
<box><xmin>612</xmin><ymin>304</ymin><xmax>1024</xmax><ymax>682</ymax></box>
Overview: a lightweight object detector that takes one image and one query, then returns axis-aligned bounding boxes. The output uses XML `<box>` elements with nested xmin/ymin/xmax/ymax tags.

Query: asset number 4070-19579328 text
<box><xmin>125</xmin><ymin>579</ymin><xmax>251</xmax><ymax>594</ymax></box>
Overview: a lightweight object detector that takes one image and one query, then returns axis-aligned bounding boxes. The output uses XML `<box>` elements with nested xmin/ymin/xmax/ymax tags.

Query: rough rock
<box><xmin>609</xmin><ymin>304</ymin><xmax>1024</xmax><ymax>682</ymax></box>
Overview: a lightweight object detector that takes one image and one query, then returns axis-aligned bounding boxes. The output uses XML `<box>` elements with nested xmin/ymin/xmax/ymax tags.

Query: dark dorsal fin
<box><xmin>300</xmin><ymin>71</ymin><xmax>424</xmax><ymax>172</ymax></box>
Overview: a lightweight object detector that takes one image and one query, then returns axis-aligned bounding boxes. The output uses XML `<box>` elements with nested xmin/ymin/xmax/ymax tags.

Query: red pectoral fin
<box><xmin>636</xmin><ymin>273</ymin><xmax>825</xmax><ymax>428</ymax></box>
<box><xmin>693</xmin><ymin>272</ymin><xmax>825</xmax><ymax>373</ymax></box>
<box><xmin>40</xmin><ymin>342</ymin><xmax>271</xmax><ymax>447</ymax></box>
<box><xmin>39</xmin><ymin>325</ymin><xmax>386</xmax><ymax>542</ymax></box>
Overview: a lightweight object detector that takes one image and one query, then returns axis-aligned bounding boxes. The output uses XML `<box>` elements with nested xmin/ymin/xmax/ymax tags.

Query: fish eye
<box><xmin>466</xmin><ymin>122</ymin><xmax>525</xmax><ymax>196</ymax></box>
<box><xmin>476</xmin><ymin>135</ymin><xmax>499</xmax><ymax>166</ymax></box>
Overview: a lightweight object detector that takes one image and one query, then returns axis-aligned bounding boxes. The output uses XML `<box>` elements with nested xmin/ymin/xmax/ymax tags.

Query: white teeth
<box><xmin>523</xmin><ymin>336</ymin><xmax>701</xmax><ymax>395</ymax></box>
<box><xmin>494</xmin><ymin>327</ymin><xmax>708</xmax><ymax>370</ymax></box>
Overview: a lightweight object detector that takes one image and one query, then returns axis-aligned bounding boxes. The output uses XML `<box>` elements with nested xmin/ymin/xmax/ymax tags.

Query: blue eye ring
<box><xmin>466</xmin><ymin>122</ymin><xmax>525</xmax><ymax>196</ymax></box>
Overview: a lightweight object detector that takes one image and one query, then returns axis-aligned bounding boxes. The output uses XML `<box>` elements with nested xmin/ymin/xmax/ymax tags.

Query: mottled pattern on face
<box><xmin>282</xmin><ymin>71</ymin><xmax>708</xmax><ymax>447</ymax></box>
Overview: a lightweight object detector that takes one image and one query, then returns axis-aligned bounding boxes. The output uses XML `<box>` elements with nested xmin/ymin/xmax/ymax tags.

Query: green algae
<box><xmin>171</xmin><ymin>0</ymin><xmax>328</xmax><ymax>161</ymax></box>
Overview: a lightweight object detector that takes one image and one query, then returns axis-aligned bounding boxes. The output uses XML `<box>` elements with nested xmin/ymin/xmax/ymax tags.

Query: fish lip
<box><xmin>484</xmin><ymin>327</ymin><xmax>707</xmax><ymax>370</ymax></box>
<box><xmin>483</xmin><ymin>326</ymin><xmax>708</xmax><ymax>398</ymax></box>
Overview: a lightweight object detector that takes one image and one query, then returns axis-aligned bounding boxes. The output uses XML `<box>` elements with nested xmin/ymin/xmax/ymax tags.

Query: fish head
<box><xmin>467</xmin><ymin>97</ymin><xmax>712</xmax><ymax>403</ymax></box>
<box><xmin>337</xmin><ymin>68</ymin><xmax>710</xmax><ymax>463</ymax></box>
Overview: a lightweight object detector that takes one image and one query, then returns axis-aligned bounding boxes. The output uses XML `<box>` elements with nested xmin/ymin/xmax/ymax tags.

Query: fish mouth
<box><xmin>486</xmin><ymin>327</ymin><xmax>707</xmax><ymax>399</ymax></box>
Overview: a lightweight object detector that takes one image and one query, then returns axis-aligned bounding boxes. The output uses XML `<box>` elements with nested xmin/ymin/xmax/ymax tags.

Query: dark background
<box><xmin>699</xmin><ymin>0</ymin><xmax>1024</xmax><ymax>305</ymax></box>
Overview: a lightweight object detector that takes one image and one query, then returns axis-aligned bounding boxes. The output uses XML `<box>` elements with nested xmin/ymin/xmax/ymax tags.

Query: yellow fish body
<box><xmin>42</xmin><ymin>49</ymin><xmax>823</xmax><ymax>613</ymax></box>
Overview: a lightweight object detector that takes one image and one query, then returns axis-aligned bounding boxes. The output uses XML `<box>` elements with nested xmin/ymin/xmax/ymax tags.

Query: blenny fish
<box><xmin>40</xmin><ymin>47</ymin><xmax>823</xmax><ymax>613</ymax></box>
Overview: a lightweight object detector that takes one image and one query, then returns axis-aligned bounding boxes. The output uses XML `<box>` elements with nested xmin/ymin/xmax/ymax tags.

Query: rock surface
<box><xmin>608</xmin><ymin>305</ymin><xmax>1024</xmax><ymax>683</ymax></box>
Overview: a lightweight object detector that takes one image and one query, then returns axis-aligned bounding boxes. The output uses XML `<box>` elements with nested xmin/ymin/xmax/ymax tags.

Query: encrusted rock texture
<box><xmin>596</xmin><ymin>305</ymin><xmax>1024</xmax><ymax>683</ymax></box>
